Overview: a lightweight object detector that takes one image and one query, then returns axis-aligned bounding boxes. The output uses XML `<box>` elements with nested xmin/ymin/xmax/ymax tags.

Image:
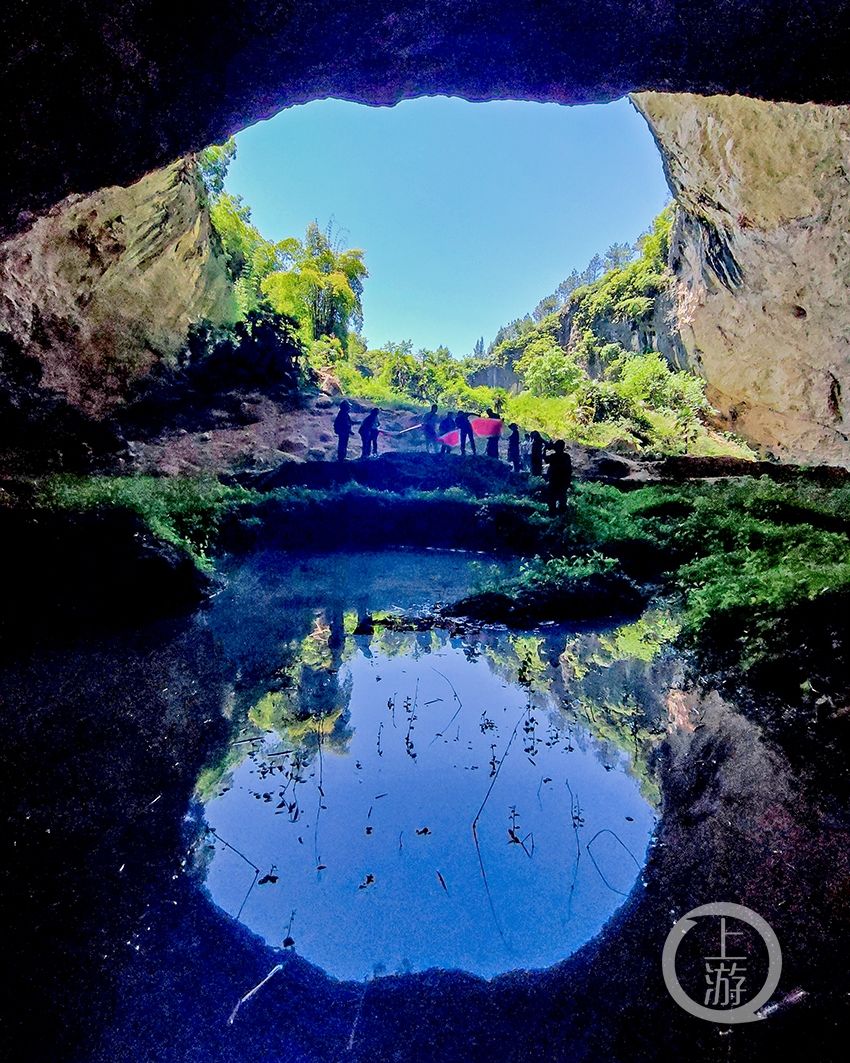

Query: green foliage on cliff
<box><xmin>569</xmin><ymin>206</ymin><xmax>673</xmax><ymax>329</ymax></box>
<box><xmin>198</xmin><ymin>138</ymin><xmax>237</xmax><ymax>200</ymax></box>
<box><xmin>209</xmin><ymin>192</ymin><xmax>281</xmax><ymax>315</ymax></box>
<box><xmin>203</xmin><ymin>140</ymin><xmax>367</xmax><ymax>357</ymax></box>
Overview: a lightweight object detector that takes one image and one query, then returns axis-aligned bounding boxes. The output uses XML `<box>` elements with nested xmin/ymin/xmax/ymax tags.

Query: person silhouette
<box><xmin>484</xmin><ymin>407</ymin><xmax>502</xmax><ymax>459</ymax></box>
<box><xmin>333</xmin><ymin>400</ymin><xmax>353</xmax><ymax>462</ymax></box>
<box><xmin>359</xmin><ymin>408</ymin><xmax>380</xmax><ymax>459</ymax></box>
<box><xmin>529</xmin><ymin>430</ymin><xmax>546</xmax><ymax>476</ymax></box>
<box><xmin>544</xmin><ymin>440</ymin><xmax>573</xmax><ymax>516</ymax></box>
<box><xmin>456</xmin><ymin>411</ymin><xmax>476</xmax><ymax>455</ymax></box>
<box><xmin>422</xmin><ymin>404</ymin><xmax>440</xmax><ymax>453</ymax></box>
<box><xmin>507</xmin><ymin>423</ymin><xmax>521</xmax><ymax>472</ymax></box>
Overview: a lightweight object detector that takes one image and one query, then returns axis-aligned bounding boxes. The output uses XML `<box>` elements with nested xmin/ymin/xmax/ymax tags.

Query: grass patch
<box><xmin>35</xmin><ymin>475</ymin><xmax>257</xmax><ymax>569</ymax></box>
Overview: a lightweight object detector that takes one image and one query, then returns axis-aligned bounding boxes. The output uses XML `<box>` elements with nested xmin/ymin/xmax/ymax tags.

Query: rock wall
<box><xmin>6</xmin><ymin>3</ymin><xmax>850</xmax><ymax>236</ymax></box>
<box><xmin>556</xmin><ymin>288</ymin><xmax>689</xmax><ymax>376</ymax></box>
<box><xmin>633</xmin><ymin>92</ymin><xmax>850</xmax><ymax>466</ymax></box>
<box><xmin>0</xmin><ymin>160</ymin><xmax>235</xmax><ymax>416</ymax></box>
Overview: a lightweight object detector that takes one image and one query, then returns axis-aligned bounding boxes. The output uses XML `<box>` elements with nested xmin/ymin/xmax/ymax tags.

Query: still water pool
<box><xmin>195</xmin><ymin>551</ymin><xmax>657</xmax><ymax>981</ymax></box>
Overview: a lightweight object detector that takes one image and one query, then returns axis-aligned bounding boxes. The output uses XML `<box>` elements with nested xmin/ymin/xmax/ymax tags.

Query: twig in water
<box><xmin>585</xmin><ymin>828</ymin><xmax>641</xmax><ymax>896</ymax></box>
<box><xmin>429</xmin><ymin>667</ymin><xmax>464</xmax><ymax>746</ymax></box>
<box><xmin>227</xmin><ymin>963</ymin><xmax>284</xmax><ymax>1026</ymax></box>
<box><xmin>346</xmin><ymin>980</ymin><xmax>372</xmax><ymax>1053</ymax></box>
<box><xmin>314</xmin><ymin>712</ymin><xmax>325</xmax><ymax>866</ymax></box>
<box><xmin>563</xmin><ymin>776</ymin><xmax>582</xmax><ymax>925</ymax></box>
<box><xmin>282</xmin><ymin>909</ymin><xmax>296</xmax><ymax>948</ymax></box>
<box><xmin>209</xmin><ymin>828</ymin><xmax>260</xmax><ymax>873</ymax></box>
<box><xmin>235</xmin><ymin>870</ymin><xmax>259</xmax><ymax>920</ymax></box>
<box><xmin>470</xmin><ymin>704</ymin><xmax>527</xmax><ymax>948</ymax></box>
<box><xmin>208</xmin><ymin>828</ymin><xmax>263</xmax><ymax>921</ymax></box>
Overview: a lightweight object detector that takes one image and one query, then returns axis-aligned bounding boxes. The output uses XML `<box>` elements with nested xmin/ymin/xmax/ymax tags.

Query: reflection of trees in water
<box><xmin>198</xmin><ymin>603</ymin><xmax>681</xmax><ymax>809</ymax></box>
<box><xmin>198</xmin><ymin>605</ymin><xmax>358</xmax><ymax>799</ymax></box>
<box><xmin>559</xmin><ymin>609</ymin><xmax>683</xmax><ymax>804</ymax></box>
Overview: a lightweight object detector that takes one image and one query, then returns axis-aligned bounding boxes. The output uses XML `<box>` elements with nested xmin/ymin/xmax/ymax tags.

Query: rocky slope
<box><xmin>634</xmin><ymin>92</ymin><xmax>850</xmax><ymax>466</ymax></box>
<box><xmin>0</xmin><ymin>159</ymin><xmax>235</xmax><ymax>417</ymax></box>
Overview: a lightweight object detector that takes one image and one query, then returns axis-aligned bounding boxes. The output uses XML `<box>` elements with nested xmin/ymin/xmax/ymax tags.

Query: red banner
<box><xmin>471</xmin><ymin>417</ymin><xmax>503</xmax><ymax>438</ymax></box>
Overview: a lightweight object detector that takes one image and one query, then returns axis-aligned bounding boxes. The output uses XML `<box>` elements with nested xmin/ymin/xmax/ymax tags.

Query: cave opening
<box><xmin>4</xmin><ymin>8</ymin><xmax>850</xmax><ymax>1061</ymax></box>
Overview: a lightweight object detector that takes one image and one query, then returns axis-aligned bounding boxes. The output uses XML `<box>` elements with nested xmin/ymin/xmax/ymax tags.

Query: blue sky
<box><xmin>226</xmin><ymin>96</ymin><xmax>670</xmax><ymax>356</ymax></box>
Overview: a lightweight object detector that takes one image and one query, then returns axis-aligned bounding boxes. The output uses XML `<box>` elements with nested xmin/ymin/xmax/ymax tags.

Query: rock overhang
<box><xmin>5</xmin><ymin>0</ymin><xmax>850</xmax><ymax>234</ymax></box>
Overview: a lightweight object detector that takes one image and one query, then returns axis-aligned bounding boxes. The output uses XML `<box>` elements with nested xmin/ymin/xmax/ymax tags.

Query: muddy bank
<box><xmin>354</xmin><ymin>572</ymin><xmax>649</xmax><ymax>630</ymax></box>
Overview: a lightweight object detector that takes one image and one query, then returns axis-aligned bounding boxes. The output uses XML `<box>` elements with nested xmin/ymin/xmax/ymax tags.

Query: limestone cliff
<box><xmin>0</xmin><ymin>159</ymin><xmax>236</xmax><ymax>416</ymax></box>
<box><xmin>633</xmin><ymin>92</ymin><xmax>850</xmax><ymax>466</ymax></box>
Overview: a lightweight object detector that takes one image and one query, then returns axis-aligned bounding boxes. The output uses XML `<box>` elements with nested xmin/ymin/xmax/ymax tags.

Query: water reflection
<box><xmin>193</xmin><ymin>551</ymin><xmax>674</xmax><ymax>981</ymax></box>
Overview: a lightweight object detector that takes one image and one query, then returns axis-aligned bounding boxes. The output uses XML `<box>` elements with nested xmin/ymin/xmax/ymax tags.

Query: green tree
<box><xmin>602</xmin><ymin>242</ymin><xmax>636</xmax><ymax>271</ymax></box>
<box><xmin>209</xmin><ymin>193</ymin><xmax>284</xmax><ymax>314</ymax></box>
<box><xmin>262</xmin><ymin>222</ymin><xmax>368</xmax><ymax>350</ymax></box>
<box><xmin>516</xmin><ymin>335</ymin><xmax>583</xmax><ymax>397</ymax></box>
<box><xmin>197</xmin><ymin>138</ymin><xmax>237</xmax><ymax>199</ymax></box>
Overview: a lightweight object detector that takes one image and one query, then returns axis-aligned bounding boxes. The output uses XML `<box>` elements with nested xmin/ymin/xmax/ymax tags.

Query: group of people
<box><xmin>333</xmin><ymin>401</ymin><xmax>381</xmax><ymax>462</ymax></box>
<box><xmin>332</xmin><ymin>399</ymin><xmax>573</xmax><ymax>516</ymax></box>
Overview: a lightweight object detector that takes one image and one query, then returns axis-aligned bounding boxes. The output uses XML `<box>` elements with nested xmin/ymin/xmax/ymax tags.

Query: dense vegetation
<box><xmin>196</xmin><ymin>142</ymin><xmax>749</xmax><ymax>459</ymax></box>
<box><xmin>34</xmin><ymin>474</ymin><xmax>255</xmax><ymax>569</ymax></box>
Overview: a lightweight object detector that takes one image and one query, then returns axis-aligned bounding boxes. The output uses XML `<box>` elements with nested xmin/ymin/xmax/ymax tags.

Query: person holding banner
<box><xmin>456</xmin><ymin>411</ymin><xmax>476</xmax><ymax>455</ymax></box>
<box><xmin>422</xmin><ymin>404</ymin><xmax>440</xmax><ymax>453</ymax></box>
<box><xmin>483</xmin><ymin>408</ymin><xmax>502</xmax><ymax>459</ymax></box>
<box><xmin>507</xmin><ymin>423</ymin><xmax>521</xmax><ymax>473</ymax></box>
<box><xmin>438</xmin><ymin>411</ymin><xmax>458</xmax><ymax>454</ymax></box>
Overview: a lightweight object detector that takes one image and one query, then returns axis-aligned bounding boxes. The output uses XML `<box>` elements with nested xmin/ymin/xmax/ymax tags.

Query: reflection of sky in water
<box><xmin>198</xmin><ymin>554</ymin><xmax>657</xmax><ymax>981</ymax></box>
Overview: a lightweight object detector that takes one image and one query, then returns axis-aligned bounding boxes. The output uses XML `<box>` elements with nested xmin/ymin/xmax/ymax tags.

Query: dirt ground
<box><xmin>129</xmin><ymin>394</ymin><xmax>429</xmax><ymax>476</ymax></box>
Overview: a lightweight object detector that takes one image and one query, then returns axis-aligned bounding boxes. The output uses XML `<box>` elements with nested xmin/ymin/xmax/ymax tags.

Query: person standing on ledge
<box><xmin>529</xmin><ymin>430</ymin><xmax>546</xmax><ymax>477</ymax></box>
<box><xmin>333</xmin><ymin>400</ymin><xmax>353</xmax><ymax>462</ymax></box>
<box><xmin>507</xmin><ymin>423</ymin><xmax>521</xmax><ymax>473</ymax></box>
<box><xmin>422</xmin><ymin>404</ymin><xmax>440</xmax><ymax>453</ymax></box>
<box><xmin>439</xmin><ymin>410</ymin><xmax>457</xmax><ymax>455</ymax></box>
<box><xmin>456</xmin><ymin>411</ymin><xmax>476</xmax><ymax>455</ymax></box>
<box><xmin>544</xmin><ymin>440</ymin><xmax>573</xmax><ymax>516</ymax></box>
<box><xmin>484</xmin><ymin>408</ymin><xmax>502</xmax><ymax>459</ymax></box>
<box><xmin>359</xmin><ymin>407</ymin><xmax>380</xmax><ymax>459</ymax></box>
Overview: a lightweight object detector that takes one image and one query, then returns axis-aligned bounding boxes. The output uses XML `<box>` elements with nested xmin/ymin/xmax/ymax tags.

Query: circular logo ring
<box><xmin>662</xmin><ymin>902</ymin><xmax>782</xmax><ymax>1023</ymax></box>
